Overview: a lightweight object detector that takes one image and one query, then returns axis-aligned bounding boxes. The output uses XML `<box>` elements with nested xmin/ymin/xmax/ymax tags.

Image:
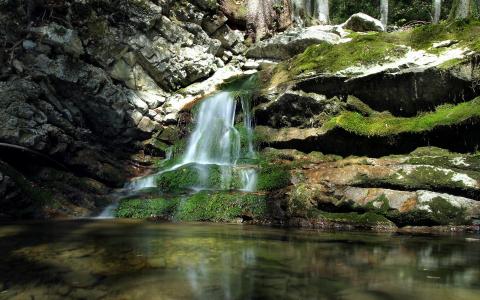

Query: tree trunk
<box><xmin>380</xmin><ymin>0</ymin><xmax>388</xmax><ymax>30</ymax></box>
<box><xmin>433</xmin><ymin>0</ymin><xmax>442</xmax><ymax>24</ymax></box>
<box><xmin>449</xmin><ymin>0</ymin><xmax>475</xmax><ymax>19</ymax></box>
<box><xmin>316</xmin><ymin>0</ymin><xmax>329</xmax><ymax>24</ymax></box>
<box><xmin>247</xmin><ymin>0</ymin><xmax>292</xmax><ymax>41</ymax></box>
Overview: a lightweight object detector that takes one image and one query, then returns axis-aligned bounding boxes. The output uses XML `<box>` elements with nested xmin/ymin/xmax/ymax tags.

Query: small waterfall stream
<box><xmin>133</xmin><ymin>77</ymin><xmax>258</xmax><ymax>192</ymax></box>
<box><xmin>98</xmin><ymin>77</ymin><xmax>258</xmax><ymax>218</ymax></box>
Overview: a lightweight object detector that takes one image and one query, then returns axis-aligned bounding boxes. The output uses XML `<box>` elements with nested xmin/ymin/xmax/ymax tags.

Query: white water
<box><xmin>183</xmin><ymin>92</ymin><xmax>241</xmax><ymax>165</ymax></box>
<box><xmin>381</xmin><ymin>0</ymin><xmax>389</xmax><ymax>29</ymax></box>
<box><xmin>433</xmin><ymin>0</ymin><xmax>442</xmax><ymax>24</ymax></box>
<box><xmin>123</xmin><ymin>79</ymin><xmax>258</xmax><ymax>194</ymax></box>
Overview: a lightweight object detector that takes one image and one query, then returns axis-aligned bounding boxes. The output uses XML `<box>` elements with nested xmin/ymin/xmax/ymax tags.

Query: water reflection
<box><xmin>0</xmin><ymin>220</ymin><xmax>479</xmax><ymax>299</ymax></box>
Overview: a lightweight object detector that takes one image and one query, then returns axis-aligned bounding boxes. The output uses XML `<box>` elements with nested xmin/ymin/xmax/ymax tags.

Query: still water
<box><xmin>0</xmin><ymin>220</ymin><xmax>479</xmax><ymax>300</ymax></box>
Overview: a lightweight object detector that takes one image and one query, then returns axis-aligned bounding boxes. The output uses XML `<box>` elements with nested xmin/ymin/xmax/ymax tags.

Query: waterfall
<box><xmin>182</xmin><ymin>91</ymin><xmax>241</xmax><ymax>166</ymax></box>
<box><xmin>124</xmin><ymin>77</ymin><xmax>258</xmax><ymax>193</ymax></box>
<box><xmin>180</xmin><ymin>88</ymin><xmax>258</xmax><ymax>192</ymax></box>
<box><xmin>380</xmin><ymin>0</ymin><xmax>389</xmax><ymax>29</ymax></box>
<box><xmin>433</xmin><ymin>0</ymin><xmax>442</xmax><ymax>24</ymax></box>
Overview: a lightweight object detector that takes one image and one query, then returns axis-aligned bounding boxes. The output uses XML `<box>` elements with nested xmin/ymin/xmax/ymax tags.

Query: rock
<box><xmin>130</xmin><ymin>110</ymin><xmax>144</xmax><ymax>125</ymax></box>
<box><xmin>263</xmin><ymin>147</ymin><xmax>480</xmax><ymax>227</ymax></box>
<box><xmin>342</xmin><ymin>13</ymin><xmax>385</xmax><ymax>32</ymax></box>
<box><xmin>22</xmin><ymin>40</ymin><xmax>36</xmax><ymax>50</ymax></box>
<box><xmin>433</xmin><ymin>40</ymin><xmax>459</xmax><ymax>48</ymax></box>
<box><xmin>30</xmin><ymin>23</ymin><xmax>84</xmax><ymax>57</ymax></box>
<box><xmin>202</xmin><ymin>14</ymin><xmax>228</xmax><ymax>34</ymax></box>
<box><xmin>219</xmin><ymin>0</ymin><xmax>247</xmax><ymax>29</ymax></box>
<box><xmin>254</xmin><ymin>90</ymin><xmax>343</xmax><ymax>128</ymax></box>
<box><xmin>212</xmin><ymin>25</ymin><xmax>244</xmax><ymax>48</ymax></box>
<box><xmin>246</xmin><ymin>26</ymin><xmax>342</xmax><ymax>60</ymax></box>
<box><xmin>138</xmin><ymin>116</ymin><xmax>157</xmax><ymax>133</ymax></box>
<box><xmin>243</xmin><ymin>60</ymin><xmax>260</xmax><ymax>70</ymax></box>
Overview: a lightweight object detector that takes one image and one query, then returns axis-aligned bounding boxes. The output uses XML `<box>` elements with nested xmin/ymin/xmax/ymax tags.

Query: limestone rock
<box><xmin>30</xmin><ymin>23</ymin><xmax>84</xmax><ymax>57</ymax></box>
<box><xmin>342</xmin><ymin>13</ymin><xmax>385</xmax><ymax>32</ymax></box>
<box><xmin>246</xmin><ymin>26</ymin><xmax>342</xmax><ymax>60</ymax></box>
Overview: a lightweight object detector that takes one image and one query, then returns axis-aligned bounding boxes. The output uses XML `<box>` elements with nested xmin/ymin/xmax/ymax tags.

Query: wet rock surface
<box><xmin>0</xmin><ymin>0</ymin><xmax>248</xmax><ymax>218</ymax></box>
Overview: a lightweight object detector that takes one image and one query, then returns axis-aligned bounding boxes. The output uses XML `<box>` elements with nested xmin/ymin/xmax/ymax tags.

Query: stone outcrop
<box><xmin>246</xmin><ymin>25</ymin><xmax>345</xmax><ymax>60</ymax></box>
<box><xmin>0</xmin><ymin>0</ymin><xmax>250</xmax><ymax>218</ymax></box>
<box><xmin>341</xmin><ymin>13</ymin><xmax>385</xmax><ymax>32</ymax></box>
<box><xmin>262</xmin><ymin>147</ymin><xmax>480</xmax><ymax>228</ymax></box>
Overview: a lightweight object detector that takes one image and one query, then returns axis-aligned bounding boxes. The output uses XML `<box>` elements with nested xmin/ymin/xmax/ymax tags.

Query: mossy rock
<box><xmin>316</xmin><ymin>210</ymin><xmax>396</xmax><ymax>229</ymax></box>
<box><xmin>324</xmin><ymin>97</ymin><xmax>480</xmax><ymax>137</ymax></box>
<box><xmin>116</xmin><ymin>198</ymin><xmax>179</xmax><ymax>219</ymax></box>
<box><xmin>116</xmin><ymin>191</ymin><xmax>268</xmax><ymax>222</ymax></box>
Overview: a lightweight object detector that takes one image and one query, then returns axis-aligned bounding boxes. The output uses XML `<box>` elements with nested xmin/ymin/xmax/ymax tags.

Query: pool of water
<box><xmin>0</xmin><ymin>220</ymin><xmax>479</xmax><ymax>300</ymax></box>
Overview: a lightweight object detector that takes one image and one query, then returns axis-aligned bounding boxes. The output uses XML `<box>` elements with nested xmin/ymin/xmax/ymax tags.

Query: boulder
<box><xmin>30</xmin><ymin>23</ymin><xmax>84</xmax><ymax>57</ymax></box>
<box><xmin>342</xmin><ymin>13</ymin><xmax>385</xmax><ymax>32</ymax></box>
<box><xmin>246</xmin><ymin>26</ymin><xmax>342</xmax><ymax>60</ymax></box>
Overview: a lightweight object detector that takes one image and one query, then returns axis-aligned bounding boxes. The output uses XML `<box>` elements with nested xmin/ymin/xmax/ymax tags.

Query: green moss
<box><xmin>116</xmin><ymin>198</ymin><xmax>178</xmax><ymax>218</ymax></box>
<box><xmin>361</xmin><ymin>165</ymin><xmax>480</xmax><ymax>196</ymax></box>
<box><xmin>428</xmin><ymin>196</ymin><xmax>468</xmax><ymax>225</ymax></box>
<box><xmin>403</xmin><ymin>148</ymin><xmax>480</xmax><ymax>172</ymax></box>
<box><xmin>346</xmin><ymin>95</ymin><xmax>376</xmax><ymax>116</ymax></box>
<box><xmin>257</xmin><ymin>160</ymin><xmax>291</xmax><ymax>191</ymax></box>
<box><xmin>324</xmin><ymin>97</ymin><xmax>480</xmax><ymax>137</ymax></box>
<box><xmin>317</xmin><ymin>211</ymin><xmax>394</xmax><ymax>227</ymax></box>
<box><xmin>116</xmin><ymin>191</ymin><xmax>268</xmax><ymax>222</ymax></box>
<box><xmin>364</xmin><ymin>195</ymin><xmax>391</xmax><ymax>213</ymax></box>
<box><xmin>156</xmin><ymin>164</ymin><xmax>232</xmax><ymax>192</ymax></box>
<box><xmin>269</xmin><ymin>20</ymin><xmax>480</xmax><ymax>87</ymax></box>
<box><xmin>175</xmin><ymin>191</ymin><xmax>267</xmax><ymax>222</ymax></box>
<box><xmin>292</xmin><ymin>35</ymin><xmax>408</xmax><ymax>75</ymax></box>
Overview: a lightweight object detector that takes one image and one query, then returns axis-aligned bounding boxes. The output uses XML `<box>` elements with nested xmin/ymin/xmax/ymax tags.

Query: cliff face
<box><xmin>0</xmin><ymin>0</ymin><xmax>248</xmax><ymax>218</ymax></box>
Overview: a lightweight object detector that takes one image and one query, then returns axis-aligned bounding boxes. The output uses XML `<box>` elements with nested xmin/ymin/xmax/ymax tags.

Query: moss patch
<box><xmin>116</xmin><ymin>198</ymin><xmax>178</xmax><ymax>218</ymax></box>
<box><xmin>316</xmin><ymin>211</ymin><xmax>395</xmax><ymax>227</ymax></box>
<box><xmin>116</xmin><ymin>191</ymin><xmax>268</xmax><ymax>222</ymax></box>
<box><xmin>324</xmin><ymin>97</ymin><xmax>480</xmax><ymax>137</ymax></box>
<box><xmin>292</xmin><ymin>35</ymin><xmax>408</xmax><ymax>75</ymax></box>
<box><xmin>267</xmin><ymin>20</ymin><xmax>480</xmax><ymax>87</ymax></box>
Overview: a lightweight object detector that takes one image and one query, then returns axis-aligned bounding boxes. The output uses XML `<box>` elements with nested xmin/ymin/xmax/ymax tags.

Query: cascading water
<box><xmin>127</xmin><ymin>76</ymin><xmax>258</xmax><ymax>193</ymax></box>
